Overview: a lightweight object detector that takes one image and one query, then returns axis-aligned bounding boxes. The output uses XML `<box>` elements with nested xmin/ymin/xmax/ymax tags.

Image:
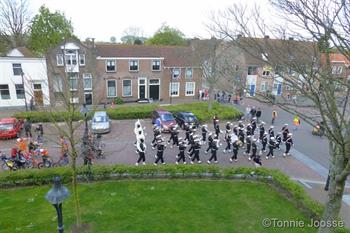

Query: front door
<box><xmin>249</xmin><ymin>84</ymin><xmax>256</xmax><ymax>96</ymax></box>
<box><xmin>33</xmin><ymin>83</ymin><xmax>43</xmax><ymax>105</ymax></box>
<box><xmin>84</xmin><ymin>92</ymin><xmax>93</xmax><ymax>105</ymax></box>
<box><xmin>149</xmin><ymin>79</ymin><xmax>160</xmax><ymax>100</ymax></box>
<box><xmin>277</xmin><ymin>83</ymin><xmax>282</xmax><ymax>96</ymax></box>
<box><xmin>138</xmin><ymin>78</ymin><xmax>147</xmax><ymax>100</ymax></box>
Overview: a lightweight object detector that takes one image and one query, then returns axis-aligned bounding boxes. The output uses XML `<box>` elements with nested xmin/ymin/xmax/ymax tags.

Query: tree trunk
<box><xmin>208</xmin><ymin>86</ymin><xmax>214</xmax><ymax>111</ymax></box>
<box><xmin>318</xmin><ymin>148</ymin><xmax>347</xmax><ymax>233</ymax></box>
<box><xmin>71</xmin><ymin>149</ymin><xmax>82</xmax><ymax>227</ymax></box>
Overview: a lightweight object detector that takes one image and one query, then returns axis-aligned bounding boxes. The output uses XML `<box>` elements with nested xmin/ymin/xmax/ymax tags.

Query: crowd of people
<box><xmin>133</xmin><ymin>114</ymin><xmax>294</xmax><ymax>167</ymax></box>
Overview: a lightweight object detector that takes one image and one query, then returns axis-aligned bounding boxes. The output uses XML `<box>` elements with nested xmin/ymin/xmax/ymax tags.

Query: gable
<box><xmin>6</xmin><ymin>48</ymin><xmax>24</xmax><ymax>57</ymax></box>
<box><xmin>60</xmin><ymin>42</ymin><xmax>80</xmax><ymax>50</ymax></box>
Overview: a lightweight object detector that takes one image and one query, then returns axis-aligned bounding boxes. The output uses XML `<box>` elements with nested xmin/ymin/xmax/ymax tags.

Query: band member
<box><xmin>176</xmin><ymin>138</ymin><xmax>187</xmax><ymax>164</ymax></box>
<box><xmin>154</xmin><ymin>138</ymin><xmax>166</xmax><ymax>165</ymax></box>
<box><xmin>249</xmin><ymin>138</ymin><xmax>258</xmax><ymax>161</ymax></box>
<box><xmin>223</xmin><ymin>133</ymin><xmax>232</xmax><ymax>153</ymax></box>
<box><xmin>207</xmin><ymin>139</ymin><xmax>219</xmax><ymax>164</ymax></box>
<box><xmin>205</xmin><ymin>133</ymin><xmax>214</xmax><ymax>154</ymax></box>
<box><xmin>266</xmin><ymin>137</ymin><xmax>276</xmax><ymax>159</ymax></box>
<box><xmin>184</xmin><ymin>123</ymin><xmax>191</xmax><ymax>141</ymax></box>
<box><xmin>261</xmin><ymin>132</ymin><xmax>268</xmax><ymax>153</ymax></box>
<box><xmin>253</xmin><ymin>154</ymin><xmax>262</xmax><ymax>167</ymax></box>
<box><xmin>214</xmin><ymin>123</ymin><xmax>221</xmax><ymax>139</ymax></box>
<box><xmin>191</xmin><ymin>139</ymin><xmax>202</xmax><ymax>164</ymax></box>
<box><xmin>201</xmin><ymin>124</ymin><xmax>208</xmax><ymax>143</ymax></box>
<box><xmin>238</xmin><ymin>127</ymin><xmax>245</xmax><ymax>145</ymax></box>
<box><xmin>230</xmin><ymin>138</ymin><xmax>240</xmax><ymax>162</ymax></box>
<box><xmin>246</xmin><ymin>124</ymin><xmax>252</xmax><ymax>136</ymax></box>
<box><xmin>275</xmin><ymin>132</ymin><xmax>282</xmax><ymax>150</ymax></box>
<box><xmin>168</xmin><ymin>125</ymin><xmax>179</xmax><ymax>148</ymax></box>
<box><xmin>233</xmin><ymin>125</ymin><xmax>238</xmax><ymax>135</ymax></box>
<box><xmin>238</xmin><ymin>120</ymin><xmax>244</xmax><ymax>129</ymax></box>
<box><xmin>268</xmin><ymin>126</ymin><xmax>275</xmax><ymax>138</ymax></box>
<box><xmin>251</xmin><ymin>118</ymin><xmax>257</xmax><ymax>135</ymax></box>
<box><xmin>284</xmin><ymin>133</ymin><xmax>294</xmax><ymax>157</ymax></box>
<box><xmin>244</xmin><ymin>135</ymin><xmax>252</xmax><ymax>155</ymax></box>
<box><xmin>259</xmin><ymin>122</ymin><xmax>265</xmax><ymax>141</ymax></box>
<box><xmin>135</xmin><ymin>138</ymin><xmax>146</xmax><ymax>166</ymax></box>
<box><xmin>282</xmin><ymin>124</ymin><xmax>289</xmax><ymax>142</ymax></box>
<box><xmin>213</xmin><ymin>115</ymin><xmax>219</xmax><ymax>128</ymax></box>
<box><xmin>151</xmin><ymin>125</ymin><xmax>161</xmax><ymax>149</ymax></box>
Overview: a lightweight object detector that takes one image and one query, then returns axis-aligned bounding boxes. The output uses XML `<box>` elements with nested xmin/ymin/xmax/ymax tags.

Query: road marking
<box><xmin>297</xmin><ymin>180</ymin><xmax>313</xmax><ymax>189</ymax></box>
<box><xmin>292</xmin><ymin>178</ymin><xmax>350</xmax><ymax>188</ymax></box>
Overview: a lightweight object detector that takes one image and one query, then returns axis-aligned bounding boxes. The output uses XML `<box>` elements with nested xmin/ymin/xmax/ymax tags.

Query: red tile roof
<box><xmin>96</xmin><ymin>44</ymin><xmax>197</xmax><ymax>67</ymax></box>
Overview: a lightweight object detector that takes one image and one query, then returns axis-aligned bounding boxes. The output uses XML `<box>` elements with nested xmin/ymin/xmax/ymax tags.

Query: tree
<box><xmin>28</xmin><ymin>6</ymin><xmax>75</xmax><ymax>55</ymax></box>
<box><xmin>120</xmin><ymin>26</ymin><xmax>147</xmax><ymax>45</ymax></box>
<box><xmin>0</xmin><ymin>0</ymin><xmax>31</xmax><ymax>49</ymax></box>
<box><xmin>145</xmin><ymin>24</ymin><xmax>187</xmax><ymax>46</ymax></box>
<box><xmin>211</xmin><ymin>1</ymin><xmax>350</xmax><ymax>232</ymax></box>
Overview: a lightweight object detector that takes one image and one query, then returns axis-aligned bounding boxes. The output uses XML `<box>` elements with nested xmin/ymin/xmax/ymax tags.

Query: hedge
<box><xmin>13</xmin><ymin>102</ymin><xmax>243</xmax><ymax>123</ymax></box>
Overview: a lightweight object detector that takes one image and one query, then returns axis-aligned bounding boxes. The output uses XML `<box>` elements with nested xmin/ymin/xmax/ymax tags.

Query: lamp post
<box><xmin>45</xmin><ymin>176</ymin><xmax>70</xmax><ymax>233</ymax></box>
<box><xmin>20</xmin><ymin>69</ymin><xmax>28</xmax><ymax>111</ymax></box>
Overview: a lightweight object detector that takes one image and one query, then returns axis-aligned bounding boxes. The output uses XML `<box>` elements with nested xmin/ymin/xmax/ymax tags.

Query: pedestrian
<box><xmin>250</xmin><ymin>106</ymin><xmax>256</xmax><ymax>120</ymax></box>
<box><xmin>281</xmin><ymin>124</ymin><xmax>289</xmax><ymax>142</ymax></box>
<box><xmin>268</xmin><ymin>126</ymin><xmax>275</xmax><ymax>138</ymax></box>
<box><xmin>251</xmin><ymin>118</ymin><xmax>257</xmax><ymax>135</ymax></box>
<box><xmin>135</xmin><ymin>138</ymin><xmax>146</xmax><ymax>166</ymax></box>
<box><xmin>259</xmin><ymin>122</ymin><xmax>265</xmax><ymax>142</ymax></box>
<box><xmin>167</xmin><ymin>125</ymin><xmax>179</xmax><ymax>148</ymax></box>
<box><xmin>213</xmin><ymin>115</ymin><xmax>219</xmax><ymax>128</ymax></box>
<box><xmin>244</xmin><ymin>135</ymin><xmax>252</xmax><ymax>155</ymax></box>
<box><xmin>30</xmin><ymin>97</ymin><xmax>34</xmax><ymax>111</ymax></box>
<box><xmin>151</xmin><ymin>125</ymin><xmax>161</xmax><ymax>149</ymax></box>
<box><xmin>261</xmin><ymin>132</ymin><xmax>268</xmax><ymax>153</ymax></box>
<box><xmin>228</xmin><ymin>94</ymin><xmax>232</xmax><ymax>104</ymax></box>
<box><xmin>154</xmin><ymin>139</ymin><xmax>166</xmax><ymax>165</ymax></box>
<box><xmin>271</xmin><ymin>110</ymin><xmax>277</xmax><ymax>125</ymax></box>
<box><xmin>205</xmin><ymin>133</ymin><xmax>214</xmax><ymax>154</ymax></box>
<box><xmin>266</xmin><ymin>137</ymin><xmax>276</xmax><ymax>159</ymax></box>
<box><xmin>190</xmin><ymin>139</ymin><xmax>202</xmax><ymax>164</ymax></box>
<box><xmin>214</xmin><ymin>123</ymin><xmax>221</xmax><ymax>139</ymax></box>
<box><xmin>23</xmin><ymin>118</ymin><xmax>32</xmax><ymax>138</ymax></box>
<box><xmin>292</xmin><ymin>95</ymin><xmax>297</xmax><ymax>104</ymax></box>
<box><xmin>176</xmin><ymin>138</ymin><xmax>187</xmax><ymax>165</ymax></box>
<box><xmin>293</xmin><ymin>115</ymin><xmax>300</xmax><ymax>131</ymax></box>
<box><xmin>256</xmin><ymin>108</ymin><xmax>262</xmax><ymax>123</ymax></box>
<box><xmin>230</xmin><ymin>139</ymin><xmax>240</xmax><ymax>162</ymax></box>
<box><xmin>249</xmin><ymin>139</ymin><xmax>258</xmax><ymax>161</ymax></box>
<box><xmin>275</xmin><ymin>132</ymin><xmax>282</xmax><ymax>150</ymax></box>
<box><xmin>207</xmin><ymin>139</ymin><xmax>219</xmax><ymax>164</ymax></box>
<box><xmin>35</xmin><ymin>123</ymin><xmax>44</xmax><ymax>143</ymax></box>
<box><xmin>201</xmin><ymin>125</ymin><xmax>208</xmax><ymax>144</ymax></box>
<box><xmin>283</xmin><ymin>133</ymin><xmax>294</xmax><ymax>157</ymax></box>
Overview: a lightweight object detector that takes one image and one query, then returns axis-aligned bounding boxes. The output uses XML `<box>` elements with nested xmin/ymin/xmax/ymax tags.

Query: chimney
<box><xmin>264</xmin><ymin>35</ymin><xmax>269</xmax><ymax>39</ymax></box>
<box><xmin>91</xmin><ymin>38</ymin><xmax>95</xmax><ymax>48</ymax></box>
<box><xmin>289</xmin><ymin>37</ymin><xmax>294</xmax><ymax>41</ymax></box>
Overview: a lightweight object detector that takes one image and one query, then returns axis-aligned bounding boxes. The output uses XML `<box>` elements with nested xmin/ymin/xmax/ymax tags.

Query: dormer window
<box><xmin>185</xmin><ymin>68</ymin><xmax>193</xmax><ymax>79</ymax></box>
<box><xmin>152</xmin><ymin>60</ymin><xmax>161</xmax><ymax>71</ymax></box>
<box><xmin>106</xmin><ymin>60</ymin><xmax>116</xmax><ymax>72</ymax></box>
<box><xmin>65</xmin><ymin>50</ymin><xmax>77</xmax><ymax>65</ymax></box>
<box><xmin>172</xmin><ymin>68</ymin><xmax>181</xmax><ymax>79</ymax></box>
<box><xmin>129</xmin><ymin>60</ymin><xmax>139</xmax><ymax>71</ymax></box>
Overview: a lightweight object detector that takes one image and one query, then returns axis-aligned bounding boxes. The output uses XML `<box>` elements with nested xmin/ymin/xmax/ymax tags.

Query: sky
<box><xmin>30</xmin><ymin>0</ymin><xmax>268</xmax><ymax>42</ymax></box>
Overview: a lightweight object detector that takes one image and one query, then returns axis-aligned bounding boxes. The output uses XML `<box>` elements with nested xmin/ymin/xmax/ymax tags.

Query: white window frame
<box><xmin>169</xmin><ymin>82</ymin><xmax>180</xmax><ymax>97</ymax></box>
<box><xmin>129</xmin><ymin>60</ymin><xmax>139</xmax><ymax>71</ymax></box>
<box><xmin>69</xmin><ymin>75</ymin><xmax>78</xmax><ymax>91</ymax></box>
<box><xmin>79</xmin><ymin>54</ymin><xmax>85</xmax><ymax>66</ymax></box>
<box><xmin>64</xmin><ymin>50</ymin><xmax>78</xmax><ymax>66</ymax></box>
<box><xmin>260</xmin><ymin>81</ymin><xmax>268</xmax><ymax>92</ymax></box>
<box><xmin>337</xmin><ymin>66</ymin><xmax>343</xmax><ymax>74</ymax></box>
<box><xmin>0</xmin><ymin>84</ymin><xmax>10</xmax><ymax>99</ymax></box>
<box><xmin>12</xmin><ymin>63</ymin><xmax>22</xmax><ymax>76</ymax></box>
<box><xmin>83</xmin><ymin>73</ymin><xmax>92</xmax><ymax>90</ymax></box>
<box><xmin>247</xmin><ymin>66</ymin><xmax>258</xmax><ymax>75</ymax></box>
<box><xmin>185</xmin><ymin>68</ymin><xmax>193</xmax><ymax>79</ymax></box>
<box><xmin>331</xmin><ymin>66</ymin><xmax>337</xmax><ymax>74</ymax></box>
<box><xmin>172</xmin><ymin>68</ymin><xmax>181</xmax><ymax>79</ymax></box>
<box><xmin>53</xmin><ymin>75</ymin><xmax>63</xmax><ymax>93</ymax></box>
<box><xmin>122</xmin><ymin>79</ymin><xmax>132</xmax><ymax>97</ymax></box>
<box><xmin>15</xmin><ymin>84</ymin><xmax>25</xmax><ymax>99</ymax></box>
<box><xmin>152</xmin><ymin>60</ymin><xmax>161</xmax><ymax>71</ymax></box>
<box><xmin>56</xmin><ymin>54</ymin><xmax>64</xmax><ymax>66</ymax></box>
<box><xmin>185</xmin><ymin>82</ymin><xmax>195</xmax><ymax>96</ymax></box>
<box><xmin>106</xmin><ymin>59</ymin><xmax>116</xmax><ymax>72</ymax></box>
<box><xmin>106</xmin><ymin>80</ymin><xmax>117</xmax><ymax>97</ymax></box>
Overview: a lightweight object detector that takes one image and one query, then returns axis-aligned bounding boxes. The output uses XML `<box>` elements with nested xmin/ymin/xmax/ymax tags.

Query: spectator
<box><xmin>293</xmin><ymin>115</ymin><xmax>300</xmax><ymax>131</ymax></box>
<box><xmin>228</xmin><ymin>94</ymin><xmax>232</xmax><ymax>104</ymax></box>
<box><xmin>271</xmin><ymin>110</ymin><xmax>277</xmax><ymax>125</ymax></box>
<box><xmin>30</xmin><ymin>97</ymin><xmax>34</xmax><ymax>111</ymax></box>
<box><xmin>23</xmin><ymin>118</ymin><xmax>32</xmax><ymax>138</ymax></box>
<box><xmin>292</xmin><ymin>95</ymin><xmax>297</xmax><ymax>105</ymax></box>
<box><xmin>245</xmin><ymin>105</ymin><xmax>251</xmax><ymax>121</ymax></box>
<box><xmin>250</xmin><ymin>106</ymin><xmax>257</xmax><ymax>120</ymax></box>
<box><xmin>256</xmin><ymin>108</ymin><xmax>262</xmax><ymax>123</ymax></box>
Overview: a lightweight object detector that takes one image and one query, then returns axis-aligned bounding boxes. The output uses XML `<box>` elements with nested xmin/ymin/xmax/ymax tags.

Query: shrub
<box><xmin>114</xmin><ymin>97</ymin><xmax>124</xmax><ymax>105</ymax></box>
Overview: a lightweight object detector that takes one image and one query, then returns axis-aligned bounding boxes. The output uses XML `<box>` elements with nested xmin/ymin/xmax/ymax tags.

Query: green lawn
<box><xmin>0</xmin><ymin>180</ymin><xmax>316</xmax><ymax>233</ymax></box>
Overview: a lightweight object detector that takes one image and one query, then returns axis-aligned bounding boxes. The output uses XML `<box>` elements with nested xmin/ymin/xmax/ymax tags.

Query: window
<box><xmin>262</xmin><ymin>53</ymin><xmax>268</xmax><ymax>61</ymax></box>
<box><xmin>286</xmin><ymin>84</ymin><xmax>293</xmax><ymax>90</ymax></box>
<box><xmin>79</xmin><ymin>54</ymin><xmax>85</xmax><ymax>66</ymax></box>
<box><xmin>185</xmin><ymin>82</ymin><xmax>195</xmax><ymax>96</ymax></box>
<box><xmin>122</xmin><ymin>80</ymin><xmax>132</xmax><ymax>97</ymax></box>
<box><xmin>12</xmin><ymin>63</ymin><xmax>22</xmax><ymax>76</ymax></box>
<box><xmin>260</xmin><ymin>81</ymin><xmax>268</xmax><ymax>92</ymax></box>
<box><xmin>337</xmin><ymin>66</ymin><xmax>343</xmax><ymax>74</ymax></box>
<box><xmin>53</xmin><ymin>75</ymin><xmax>63</xmax><ymax>92</ymax></box>
<box><xmin>107</xmin><ymin>80</ymin><xmax>116</xmax><ymax>97</ymax></box>
<box><xmin>169</xmin><ymin>82</ymin><xmax>180</xmax><ymax>97</ymax></box>
<box><xmin>172</xmin><ymin>68</ymin><xmax>181</xmax><ymax>79</ymax></box>
<box><xmin>0</xmin><ymin>84</ymin><xmax>10</xmax><ymax>99</ymax></box>
<box><xmin>129</xmin><ymin>60</ymin><xmax>139</xmax><ymax>71</ymax></box>
<box><xmin>185</xmin><ymin>68</ymin><xmax>193</xmax><ymax>79</ymax></box>
<box><xmin>106</xmin><ymin>60</ymin><xmax>116</xmax><ymax>72</ymax></box>
<box><xmin>83</xmin><ymin>73</ymin><xmax>92</xmax><ymax>90</ymax></box>
<box><xmin>152</xmin><ymin>60</ymin><xmax>161</xmax><ymax>71</ymax></box>
<box><xmin>331</xmin><ymin>66</ymin><xmax>337</xmax><ymax>74</ymax></box>
<box><xmin>15</xmin><ymin>84</ymin><xmax>25</xmax><ymax>99</ymax></box>
<box><xmin>247</xmin><ymin>66</ymin><xmax>257</xmax><ymax>75</ymax></box>
<box><xmin>64</xmin><ymin>50</ymin><xmax>77</xmax><ymax>65</ymax></box>
<box><xmin>262</xmin><ymin>70</ymin><xmax>270</xmax><ymax>76</ymax></box>
<box><xmin>69</xmin><ymin>74</ymin><xmax>78</xmax><ymax>90</ymax></box>
<box><xmin>56</xmin><ymin>54</ymin><xmax>64</xmax><ymax>66</ymax></box>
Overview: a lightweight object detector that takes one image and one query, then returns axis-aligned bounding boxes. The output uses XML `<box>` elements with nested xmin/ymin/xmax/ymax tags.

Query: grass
<box><xmin>0</xmin><ymin>180</ymin><xmax>316</xmax><ymax>233</ymax></box>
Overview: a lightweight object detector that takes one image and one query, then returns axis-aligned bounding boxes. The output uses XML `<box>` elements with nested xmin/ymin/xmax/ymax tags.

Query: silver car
<box><xmin>91</xmin><ymin>111</ymin><xmax>111</xmax><ymax>134</ymax></box>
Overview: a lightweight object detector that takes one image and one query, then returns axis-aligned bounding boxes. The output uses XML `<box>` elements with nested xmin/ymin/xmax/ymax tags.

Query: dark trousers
<box><xmin>231</xmin><ymin>148</ymin><xmax>238</xmax><ymax>160</ymax></box>
<box><xmin>262</xmin><ymin>143</ymin><xmax>267</xmax><ymax>151</ymax></box>
<box><xmin>137</xmin><ymin>152</ymin><xmax>145</xmax><ymax>163</ymax></box>
<box><xmin>250</xmin><ymin>149</ymin><xmax>257</xmax><ymax>159</ymax></box>
<box><xmin>192</xmin><ymin>150</ymin><xmax>200</xmax><ymax>162</ymax></box>
<box><xmin>245</xmin><ymin>145</ymin><xmax>251</xmax><ymax>154</ymax></box>
<box><xmin>177</xmin><ymin>151</ymin><xmax>185</xmax><ymax>162</ymax></box>
<box><xmin>276</xmin><ymin>142</ymin><xmax>280</xmax><ymax>149</ymax></box>
<box><xmin>206</xmin><ymin>143</ymin><xmax>212</xmax><ymax>152</ymax></box>
<box><xmin>202</xmin><ymin>133</ymin><xmax>206</xmax><ymax>141</ymax></box>
<box><xmin>25</xmin><ymin>129</ymin><xmax>32</xmax><ymax>137</ymax></box>
<box><xmin>266</xmin><ymin>147</ymin><xmax>274</xmax><ymax>157</ymax></box>
<box><xmin>285</xmin><ymin>145</ymin><xmax>291</xmax><ymax>154</ymax></box>
<box><xmin>208</xmin><ymin>150</ymin><xmax>217</xmax><ymax>162</ymax></box>
<box><xmin>155</xmin><ymin>151</ymin><xmax>164</xmax><ymax>164</ymax></box>
<box><xmin>225</xmin><ymin>141</ymin><xmax>231</xmax><ymax>150</ymax></box>
<box><xmin>185</xmin><ymin>132</ymin><xmax>190</xmax><ymax>141</ymax></box>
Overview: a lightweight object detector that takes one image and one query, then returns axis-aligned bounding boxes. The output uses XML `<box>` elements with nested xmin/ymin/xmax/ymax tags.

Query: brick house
<box><xmin>46</xmin><ymin>40</ymin><xmax>98</xmax><ymax>106</ymax></box>
<box><xmin>327</xmin><ymin>53</ymin><xmax>350</xmax><ymax>91</ymax></box>
<box><xmin>95</xmin><ymin>44</ymin><xmax>201</xmax><ymax>103</ymax></box>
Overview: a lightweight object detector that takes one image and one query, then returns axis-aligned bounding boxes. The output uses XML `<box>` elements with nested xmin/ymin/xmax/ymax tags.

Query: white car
<box><xmin>91</xmin><ymin>111</ymin><xmax>111</xmax><ymax>134</ymax></box>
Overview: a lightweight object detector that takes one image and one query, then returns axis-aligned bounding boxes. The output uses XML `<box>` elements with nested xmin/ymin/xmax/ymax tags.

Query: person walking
<box><xmin>245</xmin><ymin>105</ymin><xmax>251</xmax><ymax>121</ymax></box>
<box><xmin>249</xmin><ymin>139</ymin><xmax>258</xmax><ymax>161</ymax></box>
<box><xmin>154</xmin><ymin>139</ymin><xmax>166</xmax><ymax>165</ymax></box>
<box><xmin>176</xmin><ymin>139</ymin><xmax>187</xmax><ymax>165</ymax></box>
<box><xmin>230</xmin><ymin>138</ymin><xmax>240</xmax><ymax>162</ymax></box>
<box><xmin>266</xmin><ymin>137</ymin><xmax>276</xmax><ymax>159</ymax></box>
<box><xmin>207</xmin><ymin>139</ymin><xmax>219</xmax><ymax>164</ymax></box>
<box><xmin>135</xmin><ymin>138</ymin><xmax>146</xmax><ymax>166</ymax></box>
<box><xmin>261</xmin><ymin>132</ymin><xmax>268</xmax><ymax>153</ymax></box>
<box><xmin>191</xmin><ymin>139</ymin><xmax>202</xmax><ymax>164</ymax></box>
<box><xmin>205</xmin><ymin>133</ymin><xmax>214</xmax><ymax>154</ymax></box>
<box><xmin>293</xmin><ymin>115</ymin><xmax>300</xmax><ymax>131</ymax></box>
<box><xmin>23</xmin><ymin>118</ymin><xmax>32</xmax><ymax>138</ymax></box>
<box><xmin>201</xmin><ymin>125</ymin><xmax>208</xmax><ymax>144</ymax></box>
<box><xmin>283</xmin><ymin>133</ymin><xmax>294</xmax><ymax>157</ymax></box>
<box><xmin>256</xmin><ymin>108</ymin><xmax>262</xmax><ymax>123</ymax></box>
<box><xmin>271</xmin><ymin>110</ymin><xmax>277</xmax><ymax>125</ymax></box>
<box><xmin>258</xmin><ymin>122</ymin><xmax>265</xmax><ymax>142</ymax></box>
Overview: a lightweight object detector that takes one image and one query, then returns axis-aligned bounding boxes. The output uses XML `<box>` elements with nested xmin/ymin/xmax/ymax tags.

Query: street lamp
<box><xmin>45</xmin><ymin>176</ymin><xmax>70</xmax><ymax>233</ymax></box>
<box><xmin>20</xmin><ymin>69</ymin><xmax>28</xmax><ymax>111</ymax></box>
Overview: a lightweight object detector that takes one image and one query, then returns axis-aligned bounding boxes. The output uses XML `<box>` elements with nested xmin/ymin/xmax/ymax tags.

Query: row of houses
<box><xmin>0</xmin><ymin>39</ymin><xmax>349</xmax><ymax>108</ymax></box>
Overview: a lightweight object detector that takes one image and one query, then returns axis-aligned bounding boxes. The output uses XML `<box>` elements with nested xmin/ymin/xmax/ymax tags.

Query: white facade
<box><xmin>0</xmin><ymin>49</ymin><xmax>50</xmax><ymax>108</ymax></box>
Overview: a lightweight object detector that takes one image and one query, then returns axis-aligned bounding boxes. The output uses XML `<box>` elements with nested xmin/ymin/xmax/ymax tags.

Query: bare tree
<box><xmin>210</xmin><ymin>1</ymin><xmax>350</xmax><ymax>232</ymax></box>
<box><xmin>0</xmin><ymin>0</ymin><xmax>31</xmax><ymax>48</ymax></box>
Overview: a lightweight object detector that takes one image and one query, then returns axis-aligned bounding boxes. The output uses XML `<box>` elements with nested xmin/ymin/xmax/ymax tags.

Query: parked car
<box><xmin>151</xmin><ymin>110</ymin><xmax>177</xmax><ymax>132</ymax></box>
<box><xmin>0</xmin><ymin>118</ymin><xmax>23</xmax><ymax>139</ymax></box>
<box><xmin>91</xmin><ymin>111</ymin><xmax>111</xmax><ymax>134</ymax></box>
<box><xmin>173</xmin><ymin>112</ymin><xmax>199</xmax><ymax>129</ymax></box>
